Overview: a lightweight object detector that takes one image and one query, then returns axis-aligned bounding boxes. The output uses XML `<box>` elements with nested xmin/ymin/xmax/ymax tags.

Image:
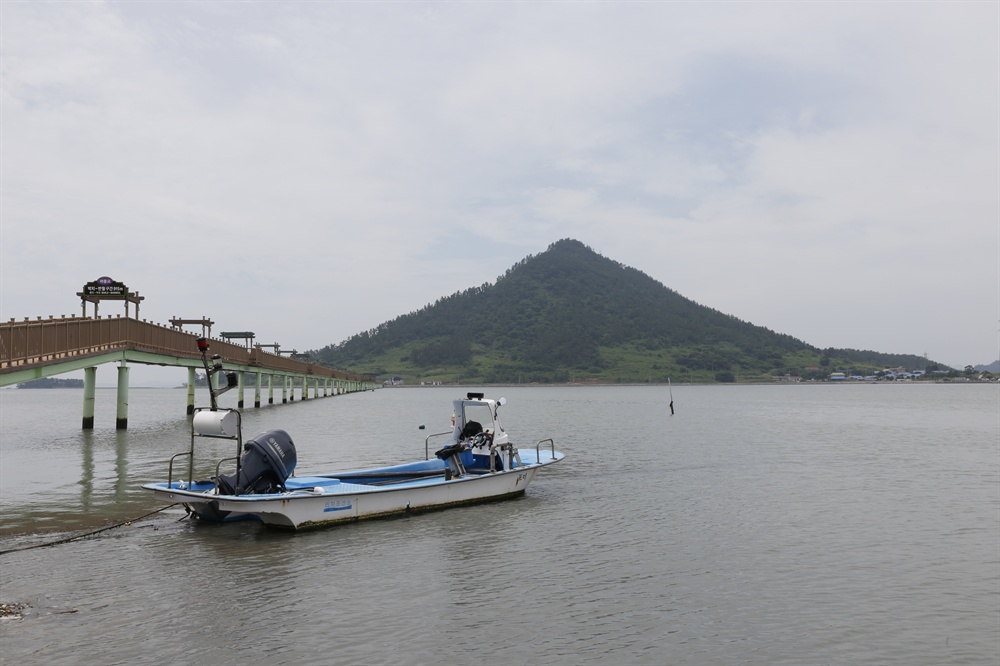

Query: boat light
<box><xmin>196</xmin><ymin>337</ymin><xmax>210</xmax><ymax>352</ymax></box>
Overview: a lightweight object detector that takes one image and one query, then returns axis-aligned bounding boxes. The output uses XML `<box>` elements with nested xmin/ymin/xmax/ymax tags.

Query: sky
<box><xmin>2</xmin><ymin>1</ymin><xmax>998</xmax><ymax>386</ymax></box>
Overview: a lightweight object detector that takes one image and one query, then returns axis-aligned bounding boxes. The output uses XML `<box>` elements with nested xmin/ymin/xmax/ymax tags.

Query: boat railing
<box><xmin>167</xmin><ymin>451</ymin><xmax>193</xmax><ymax>488</ymax></box>
<box><xmin>424</xmin><ymin>431</ymin><xmax>452</xmax><ymax>460</ymax></box>
<box><xmin>169</xmin><ymin>407</ymin><xmax>244</xmax><ymax>491</ymax></box>
<box><xmin>534</xmin><ymin>438</ymin><xmax>556</xmax><ymax>462</ymax></box>
<box><xmin>215</xmin><ymin>456</ymin><xmax>239</xmax><ymax>484</ymax></box>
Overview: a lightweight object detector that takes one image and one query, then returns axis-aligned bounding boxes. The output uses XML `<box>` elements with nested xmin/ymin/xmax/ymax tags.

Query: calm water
<box><xmin>0</xmin><ymin>384</ymin><xmax>997</xmax><ymax>665</ymax></box>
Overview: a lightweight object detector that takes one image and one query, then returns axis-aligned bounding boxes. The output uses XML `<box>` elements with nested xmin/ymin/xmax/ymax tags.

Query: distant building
<box><xmin>773</xmin><ymin>374</ymin><xmax>803</xmax><ymax>382</ymax></box>
<box><xmin>829</xmin><ymin>372</ymin><xmax>846</xmax><ymax>381</ymax></box>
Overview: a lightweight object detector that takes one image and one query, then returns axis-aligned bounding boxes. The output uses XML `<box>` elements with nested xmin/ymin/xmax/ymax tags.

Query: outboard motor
<box><xmin>217</xmin><ymin>429</ymin><xmax>297</xmax><ymax>495</ymax></box>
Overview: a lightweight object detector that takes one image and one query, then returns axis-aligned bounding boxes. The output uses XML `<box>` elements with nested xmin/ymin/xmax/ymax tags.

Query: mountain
<box><xmin>975</xmin><ymin>361</ymin><xmax>1000</xmax><ymax>373</ymax></box>
<box><xmin>311</xmin><ymin>239</ymin><xmax>943</xmax><ymax>383</ymax></box>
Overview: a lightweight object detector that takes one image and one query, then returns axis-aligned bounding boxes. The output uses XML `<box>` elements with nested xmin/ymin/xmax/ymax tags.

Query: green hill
<box><xmin>312</xmin><ymin>239</ymin><xmax>943</xmax><ymax>383</ymax></box>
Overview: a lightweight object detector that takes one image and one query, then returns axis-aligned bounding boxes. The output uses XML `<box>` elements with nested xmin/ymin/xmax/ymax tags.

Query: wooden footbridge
<box><xmin>1</xmin><ymin>314</ymin><xmax>379</xmax><ymax>429</ymax></box>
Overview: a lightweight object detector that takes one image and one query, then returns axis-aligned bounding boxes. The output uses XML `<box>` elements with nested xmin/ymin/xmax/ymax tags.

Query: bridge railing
<box><xmin>0</xmin><ymin>315</ymin><xmax>370</xmax><ymax>381</ymax></box>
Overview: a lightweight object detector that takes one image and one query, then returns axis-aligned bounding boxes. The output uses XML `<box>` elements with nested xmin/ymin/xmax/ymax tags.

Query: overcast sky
<box><xmin>2</xmin><ymin>1</ymin><xmax>997</xmax><ymax>383</ymax></box>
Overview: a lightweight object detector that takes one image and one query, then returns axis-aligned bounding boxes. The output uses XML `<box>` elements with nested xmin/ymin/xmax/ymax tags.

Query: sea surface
<box><xmin>0</xmin><ymin>383</ymin><xmax>997</xmax><ymax>665</ymax></box>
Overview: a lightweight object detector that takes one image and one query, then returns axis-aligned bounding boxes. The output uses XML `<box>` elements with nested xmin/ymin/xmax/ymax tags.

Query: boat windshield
<box><xmin>463</xmin><ymin>403</ymin><xmax>495</xmax><ymax>434</ymax></box>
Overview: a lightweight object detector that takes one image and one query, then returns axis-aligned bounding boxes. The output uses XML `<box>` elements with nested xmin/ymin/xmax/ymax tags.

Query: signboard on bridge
<box><xmin>83</xmin><ymin>276</ymin><xmax>127</xmax><ymax>297</ymax></box>
<box><xmin>78</xmin><ymin>276</ymin><xmax>143</xmax><ymax>318</ymax></box>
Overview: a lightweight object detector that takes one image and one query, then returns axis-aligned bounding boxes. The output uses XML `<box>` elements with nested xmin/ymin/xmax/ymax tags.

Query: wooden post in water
<box><xmin>82</xmin><ymin>367</ymin><xmax>96</xmax><ymax>429</ymax></box>
<box><xmin>115</xmin><ymin>363</ymin><xmax>129</xmax><ymax>430</ymax></box>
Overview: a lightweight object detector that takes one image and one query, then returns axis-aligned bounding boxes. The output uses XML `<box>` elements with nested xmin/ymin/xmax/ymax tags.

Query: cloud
<box><xmin>2</xmin><ymin>1</ymin><xmax>996</xmax><ymax>372</ymax></box>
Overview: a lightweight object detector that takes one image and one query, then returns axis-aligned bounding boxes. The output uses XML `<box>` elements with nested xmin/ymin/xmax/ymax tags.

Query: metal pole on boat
<box><xmin>197</xmin><ymin>339</ymin><xmax>218</xmax><ymax>410</ymax></box>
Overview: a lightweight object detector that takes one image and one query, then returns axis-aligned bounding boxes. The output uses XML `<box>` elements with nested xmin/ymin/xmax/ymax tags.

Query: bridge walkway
<box><xmin>1</xmin><ymin>315</ymin><xmax>378</xmax><ymax>429</ymax></box>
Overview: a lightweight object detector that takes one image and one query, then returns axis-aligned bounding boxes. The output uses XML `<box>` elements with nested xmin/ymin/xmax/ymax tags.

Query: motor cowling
<box><xmin>217</xmin><ymin>429</ymin><xmax>297</xmax><ymax>495</ymax></box>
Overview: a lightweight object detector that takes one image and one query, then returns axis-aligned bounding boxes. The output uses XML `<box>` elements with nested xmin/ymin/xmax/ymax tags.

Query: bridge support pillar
<box><xmin>186</xmin><ymin>367</ymin><xmax>196</xmax><ymax>415</ymax></box>
<box><xmin>254</xmin><ymin>372</ymin><xmax>262</xmax><ymax>408</ymax></box>
<box><xmin>267</xmin><ymin>374</ymin><xmax>274</xmax><ymax>404</ymax></box>
<box><xmin>282</xmin><ymin>376</ymin><xmax>288</xmax><ymax>403</ymax></box>
<box><xmin>82</xmin><ymin>367</ymin><xmax>97</xmax><ymax>429</ymax></box>
<box><xmin>237</xmin><ymin>372</ymin><xmax>245</xmax><ymax>409</ymax></box>
<box><xmin>115</xmin><ymin>363</ymin><xmax>129</xmax><ymax>430</ymax></box>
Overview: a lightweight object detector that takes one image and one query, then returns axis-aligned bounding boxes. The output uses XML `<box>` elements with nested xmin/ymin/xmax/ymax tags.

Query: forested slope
<box><xmin>312</xmin><ymin>239</ymin><xmax>938</xmax><ymax>383</ymax></box>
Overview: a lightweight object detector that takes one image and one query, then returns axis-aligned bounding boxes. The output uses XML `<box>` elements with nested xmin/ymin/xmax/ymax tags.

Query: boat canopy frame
<box><xmin>167</xmin><ymin>407</ymin><xmax>245</xmax><ymax>491</ymax></box>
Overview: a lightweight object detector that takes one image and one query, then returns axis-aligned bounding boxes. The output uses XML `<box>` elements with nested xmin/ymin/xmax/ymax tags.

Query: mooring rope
<box><xmin>0</xmin><ymin>504</ymin><xmax>180</xmax><ymax>556</ymax></box>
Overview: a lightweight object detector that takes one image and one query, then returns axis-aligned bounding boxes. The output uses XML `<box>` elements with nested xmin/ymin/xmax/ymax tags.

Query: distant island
<box><xmin>311</xmin><ymin>239</ymin><xmax>960</xmax><ymax>385</ymax></box>
<box><xmin>17</xmin><ymin>377</ymin><xmax>84</xmax><ymax>389</ymax></box>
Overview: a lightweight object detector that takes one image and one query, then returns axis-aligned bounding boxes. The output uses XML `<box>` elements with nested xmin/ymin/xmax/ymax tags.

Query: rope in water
<box><xmin>0</xmin><ymin>504</ymin><xmax>180</xmax><ymax>556</ymax></box>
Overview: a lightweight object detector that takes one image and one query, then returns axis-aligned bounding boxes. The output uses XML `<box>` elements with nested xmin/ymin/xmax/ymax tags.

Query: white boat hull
<box><xmin>229</xmin><ymin>465</ymin><xmax>538</xmax><ymax>529</ymax></box>
<box><xmin>143</xmin><ymin>389</ymin><xmax>564</xmax><ymax>531</ymax></box>
<box><xmin>145</xmin><ymin>451</ymin><xmax>562</xmax><ymax>530</ymax></box>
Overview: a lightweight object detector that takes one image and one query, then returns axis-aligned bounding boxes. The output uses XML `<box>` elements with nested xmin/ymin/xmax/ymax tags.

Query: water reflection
<box><xmin>0</xmin><ymin>397</ymin><xmax>189</xmax><ymax>538</ymax></box>
<box><xmin>115</xmin><ymin>430</ymin><xmax>128</xmax><ymax>503</ymax></box>
<box><xmin>79</xmin><ymin>432</ymin><xmax>94</xmax><ymax>511</ymax></box>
